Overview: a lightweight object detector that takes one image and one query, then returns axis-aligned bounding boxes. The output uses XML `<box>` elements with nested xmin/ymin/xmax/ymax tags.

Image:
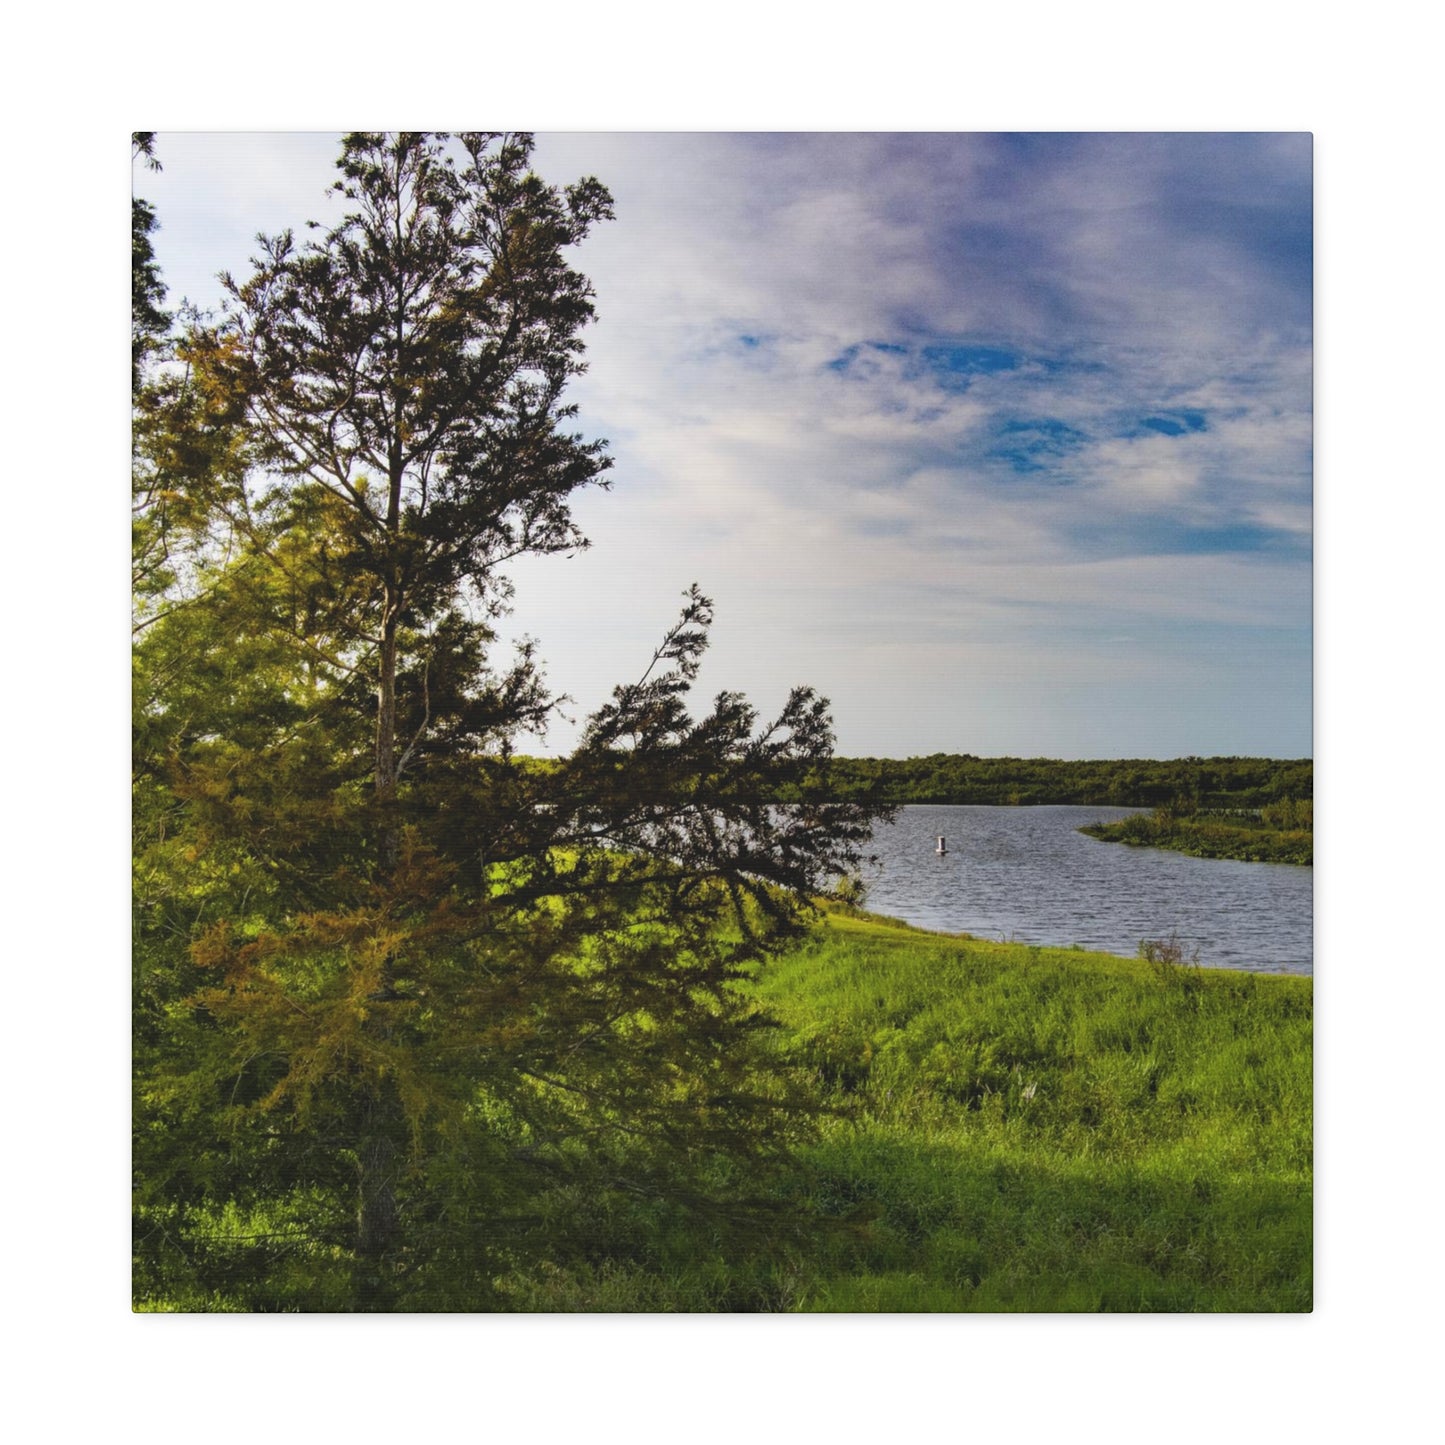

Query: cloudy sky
<box><xmin>139</xmin><ymin>131</ymin><xmax>1312</xmax><ymax>760</ymax></box>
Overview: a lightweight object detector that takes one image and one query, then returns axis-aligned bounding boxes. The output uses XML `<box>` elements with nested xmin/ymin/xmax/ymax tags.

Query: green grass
<box><xmin>763</xmin><ymin>909</ymin><xmax>1310</xmax><ymax>1310</ymax></box>
<box><xmin>501</xmin><ymin>907</ymin><xmax>1312</xmax><ymax>1312</ymax></box>
<box><xmin>140</xmin><ymin>906</ymin><xmax>1312</xmax><ymax>1312</ymax></box>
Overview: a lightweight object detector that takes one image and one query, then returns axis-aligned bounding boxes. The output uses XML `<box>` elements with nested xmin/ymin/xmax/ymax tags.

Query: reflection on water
<box><xmin>861</xmin><ymin>805</ymin><xmax>1312</xmax><ymax>975</ymax></box>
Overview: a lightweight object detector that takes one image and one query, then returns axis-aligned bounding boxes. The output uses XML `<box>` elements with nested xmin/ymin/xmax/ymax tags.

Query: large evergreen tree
<box><xmin>193</xmin><ymin>132</ymin><xmax>613</xmax><ymax>844</ymax></box>
<box><xmin>133</xmin><ymin>133</ymin><xmax>886</xmax><ymax>1310</ymax></box>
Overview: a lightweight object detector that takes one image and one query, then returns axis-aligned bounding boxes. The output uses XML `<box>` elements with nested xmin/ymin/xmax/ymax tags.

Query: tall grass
<box><xmin>154</xmin><ymin>907</ymin><xmax>1311</xmax><ymax>1312</ymax></box>
<box><xmin>496</xmin><ymin>907</ymin><xmax>1311</xmax><ymax>1312</ymax></box>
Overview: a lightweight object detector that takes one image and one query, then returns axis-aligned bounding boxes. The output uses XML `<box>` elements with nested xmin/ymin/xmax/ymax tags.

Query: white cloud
<box><xmin>143</xmin><ymin>132</ymin><xmax>1313</xmax><ymax>758</ymax></box>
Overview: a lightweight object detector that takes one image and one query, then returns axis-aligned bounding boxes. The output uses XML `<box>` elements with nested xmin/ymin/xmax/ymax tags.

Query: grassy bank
<box><xmin>499</xmin><ymin>909</ymin><xmax>1312</xmax><ymax>1312</ymax></box>
<box><xmin>1081</xmin><ymin>800</ymin><xmax>1312</xmax><ymax>865</ymax></box>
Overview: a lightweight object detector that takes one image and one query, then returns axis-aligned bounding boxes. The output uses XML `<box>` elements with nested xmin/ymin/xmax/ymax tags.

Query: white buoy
<box><xmin>936</xmin><ymin>835</ymin><xmax>947</xmax><ymax>855</ymax></box>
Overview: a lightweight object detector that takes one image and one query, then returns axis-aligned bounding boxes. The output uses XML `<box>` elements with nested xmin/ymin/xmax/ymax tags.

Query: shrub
<box><xmin>1138</xmin><ymin>932</ymin><xmax>1201</xmax><ymax>969</ymax></box>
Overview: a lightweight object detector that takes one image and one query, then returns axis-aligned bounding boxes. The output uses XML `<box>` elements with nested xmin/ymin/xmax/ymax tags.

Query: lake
<box><xmin>859</xmin><ymin>805</ymin><xmax>1313</xmax><ymax>975</ymax></box>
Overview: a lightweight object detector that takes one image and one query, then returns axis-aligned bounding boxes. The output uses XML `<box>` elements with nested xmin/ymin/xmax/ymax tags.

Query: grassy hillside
<box><xmin>498</xmin><ymin>908</ymin><xmax>1313</xmax><ymax>1312</ymax></box>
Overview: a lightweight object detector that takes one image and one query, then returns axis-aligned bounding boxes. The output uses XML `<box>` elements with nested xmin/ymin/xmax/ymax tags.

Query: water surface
<box><xmin>860</xmin><ymin>805</ymin><xmax>1312</xmax><ymax>974</ymax></box>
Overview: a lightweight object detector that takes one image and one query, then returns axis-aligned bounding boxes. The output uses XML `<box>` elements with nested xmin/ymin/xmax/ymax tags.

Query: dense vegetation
<box><xmin>1080</xmin><ymin>798</ymin><xmax>1313</xmax><ymax>865</ymax></box>
<box><xmin>765</xmin><ymin>912</ymin><xmax>1311</xmax><ymax>1312</ymax></box>
<box><xmin>321</xmin><ymin>910</ymin><xmax>1309</xmax><ymax>1313</ymax></box>
<box><xmin>133</xmin><ymin>133</ymin><xmax>883</xmax><ymax>1311</ymax></box>
<box><xmin>137</xmin><ymin>908</ymin><xmax>1313</xmax><ymax>1312</ymax></box>
<box><xmin>802</xmin><ymin>754</ymin><xmax>1312</xmax><ymax>808</ymax></box>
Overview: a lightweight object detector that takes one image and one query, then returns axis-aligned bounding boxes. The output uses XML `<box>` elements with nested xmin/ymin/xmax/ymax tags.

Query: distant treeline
<box><xmin>786</xmin><ymin>755</ymin><xmax>1313</xmax><ymax>808</ymax></box>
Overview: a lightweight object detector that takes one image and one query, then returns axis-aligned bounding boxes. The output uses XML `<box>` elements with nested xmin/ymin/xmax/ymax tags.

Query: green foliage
<box><xmin>1261</xmin><ymin>796</ymin><xmax>1312</xmax><ymax>830</ymax></box>
<box><xmin>1081</xmin><ymin>801</ymin><xmax>1313</xmax><ymax>865</ymax></box>
<box><xmin>132</xmin><ymin>134</ymin><xmax>167</xmax><ymax>391</ymax></box>
<box><xmin>802</xmin><ymin>754</ymin><xmax>1313</xmax><ymax>808</ymax></box>
<box><xmin>133</xmin><ymin>133</ymin><xmax>885</xmax><ymax>1311</ymax></box>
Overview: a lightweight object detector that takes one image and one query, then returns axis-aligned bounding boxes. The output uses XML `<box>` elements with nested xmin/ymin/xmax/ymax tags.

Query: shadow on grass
<box><xmin>793</xmin><ymin>1132</ymin><xmax>1311</xmax><ymax>1312</ymax></box>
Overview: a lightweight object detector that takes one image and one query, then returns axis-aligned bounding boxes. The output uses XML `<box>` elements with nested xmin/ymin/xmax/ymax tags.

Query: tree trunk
<box><xmin>376</xmin><ymin>591</ymin><xmax>400</xmax><ymax>872</ymax></box>
<box><xmin>357</xmin><ymin>1132</ymin><xmax>397</xmax><ymax>1252</ymax></box>
<box><xmin>354</xmin><ymin>1096</ymin><xmax>400</xmax><ymax>1309</ymax></box>
<box><xmin>362</xmin><ymin>582</ymin><xmax>403</xmax><ymax>1306</ymax></box>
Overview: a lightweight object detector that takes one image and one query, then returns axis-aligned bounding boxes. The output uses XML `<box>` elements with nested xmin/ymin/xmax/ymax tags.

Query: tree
<box><xmin>132</xmin><ymin>133</ymin><xmax>167</xmax><ymax>391</ymax></box>
<box><xmin>191</xmin><ymin>131</ymin><xmax>613</xmax><ymax>854</ymax></box>
<box><xmin>134</xmin><ymin>133</ymin><xmax>888</xmax><ymax>1310</ymax></box>
<box><xmin>132</xmin><ymin>133</ymin><xmax>253</xmax><ymax>624</ymax></box>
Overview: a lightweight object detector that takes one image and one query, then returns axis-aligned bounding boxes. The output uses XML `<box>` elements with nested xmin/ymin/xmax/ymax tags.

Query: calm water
<box><xmin>860</xmin><ymin>805</ymin><xmax>1313</xmax><ymax>975</ymax></box>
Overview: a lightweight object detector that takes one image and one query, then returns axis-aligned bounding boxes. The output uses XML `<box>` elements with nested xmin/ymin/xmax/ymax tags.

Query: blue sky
<box><xmin>139</xmin><ymin>132</ymin><xmax>1312</xmax><ymax>759</ymax></box>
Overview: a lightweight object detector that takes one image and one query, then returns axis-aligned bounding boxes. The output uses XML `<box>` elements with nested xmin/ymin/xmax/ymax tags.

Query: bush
<box><xmin>1138</xmin><ymin>932</ymin><xmax>1201</xmax><ymax>969</ymax></box>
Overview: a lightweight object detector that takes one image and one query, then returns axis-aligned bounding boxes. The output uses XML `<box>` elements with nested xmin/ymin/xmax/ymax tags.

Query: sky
<box><xmin>22</xmin><ymin>9</ymin><xmax>1435</xmax><ymax>1425</ymax></box>
<box><xmin>138</xmin><ymin>131</ymin><xmax>1313</xmax><ymax>760</ymax></box>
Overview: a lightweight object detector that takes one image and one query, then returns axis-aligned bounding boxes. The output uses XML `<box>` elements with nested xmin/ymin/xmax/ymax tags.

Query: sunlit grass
<box><xmin>752</xmin><ymin>907</ymin><xmax>1312</xmax><ymax>1311</ymax></box>
<box><xmin>502</xmin><ymin>907</ymin><xmax>1311</xmax><ymax>1311</ymax></box>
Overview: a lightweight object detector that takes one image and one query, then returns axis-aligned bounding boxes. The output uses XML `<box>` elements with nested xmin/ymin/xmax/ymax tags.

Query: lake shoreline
<box><xmin>829</xmin><ymin>901</ymin><xmax>1304</xmax><ymax>978</ymax></box>
<box><xmin>856</xmin><ymin>803</ymin><xmax>1312</xmax><ymax>975</ymax></box>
